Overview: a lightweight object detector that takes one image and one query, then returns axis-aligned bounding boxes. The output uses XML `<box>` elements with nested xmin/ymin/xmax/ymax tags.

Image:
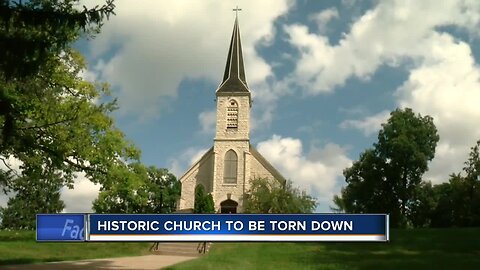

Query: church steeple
<box><xmin>217</xmin><ymin>14</ymin><xmax>249</xmax><ymax>93</ymax></box>
<box><xmin>178</xmin><ymin>9</ymin><xmax>286</xmax><ymax>214</ymax></box>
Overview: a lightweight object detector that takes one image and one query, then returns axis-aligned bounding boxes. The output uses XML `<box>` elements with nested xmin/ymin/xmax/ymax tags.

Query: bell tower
<box><xmin>212</xmin><ymin>13</ymin><xmax>252</xmax><ymax>213</ymax></box>
<box><xmin>177</xmin><ymin>9</ymin><xmax>287</xmax><ymax>213</ymax></box>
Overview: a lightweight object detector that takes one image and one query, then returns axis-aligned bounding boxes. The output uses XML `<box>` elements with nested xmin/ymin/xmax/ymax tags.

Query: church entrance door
<box><xmin>220</xmin><ymin>199</ymin><xmax>238</xmax><ymax>214</ymax></box>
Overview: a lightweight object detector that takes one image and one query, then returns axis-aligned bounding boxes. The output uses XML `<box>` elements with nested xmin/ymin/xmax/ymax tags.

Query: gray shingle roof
<box><xmin>217</xmin><ymin>16</ymin><xmax>250</xmax><ymax>94</ymax></box>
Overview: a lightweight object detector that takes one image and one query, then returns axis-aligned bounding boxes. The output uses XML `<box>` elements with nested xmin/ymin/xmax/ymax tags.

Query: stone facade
<box><xmin>178</xmin><ymin>148</ymin><xmax>214</xmax><ymax>210</ymax></box>
<box><xmin>178</xmin><ymin>143</ymin><xmax>285</xmax><ymax>212</ymax></box>
<box><xmin>214</xmin><ymin>95</ymin><xmax>250</xmax><ymax>140</ymax></box>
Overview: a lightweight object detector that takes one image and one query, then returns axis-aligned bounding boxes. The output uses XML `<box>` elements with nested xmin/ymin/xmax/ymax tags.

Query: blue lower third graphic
<box><xmin>37</xmin><ymin>214</ymin><xmax>86</xmax><ymax>241</ymax></box>
<box><xmin>88</xmin><ymin>214</ymin><xmax>389</xmax><ymax>242</ymax></box>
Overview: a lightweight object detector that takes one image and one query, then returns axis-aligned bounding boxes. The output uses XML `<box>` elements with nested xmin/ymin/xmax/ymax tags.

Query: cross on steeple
<box><xmin>218</xmin><ymin>5</ymin><xmax>249</xmax><ymax>94</ymax></box>
<box><xmin>233</xmin><ymin>6</ymin><xmax>242</xmax><ymax>17</ymax></box>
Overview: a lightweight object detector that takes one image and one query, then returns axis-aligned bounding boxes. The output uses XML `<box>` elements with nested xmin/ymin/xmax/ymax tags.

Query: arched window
<box><xmin>224</xmin><ymin>150</ymin><xmax>238</xmax><ymax>184</ymax></box>
<box><xmin>226</xmin><ymin>100</ymin><xmax>238</xmax><ymax>129</ymax></box>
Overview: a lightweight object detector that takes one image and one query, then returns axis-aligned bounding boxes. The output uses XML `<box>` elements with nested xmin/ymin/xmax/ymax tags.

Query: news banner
<box><xmin>36</xmin><ymin>214</ymin><xmax>389</xmax><ymax>242</ymax></box>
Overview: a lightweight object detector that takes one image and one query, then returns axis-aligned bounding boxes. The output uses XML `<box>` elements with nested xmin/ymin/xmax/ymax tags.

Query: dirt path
<box><xmin>0</xmin><ymin>255</ymin><xmax>197</xmax><ymax>270</ymax></box>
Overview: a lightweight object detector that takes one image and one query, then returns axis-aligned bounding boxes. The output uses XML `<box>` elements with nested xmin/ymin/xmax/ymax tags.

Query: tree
<box><xmin>243</xmin><ymin>178</ymin><xmax>316</xmax><ymax>214</ymax></box>
<box><xmin>333</xmin><ymin>149</ymin><xmax>397</xmax><ymax>216</ymax></box>
<box><xmin>430</xmin><ymin>182</ymin><xmax>454</xmax><ymax>227</ymax></box>
<box><xmin>1</xmin><ymin>48</ymin><xmax>140</xmax><ymax>194</ymax></box>
<box><xmin>144</xmin><ymin>166</ymin><xmax>181</xmax><ymax>214</ymax></box>
<box><xmin>0</xmin><ymin>0</ymin><xmax>115</xmax><ymax>80</ymax></box>
<box><xmin>0</xmin><ymin>165</ymin><xmax>65</xmax><ymax>229</ymax></box>
<box><xmin>194</xmin><ymin>185</ymin><xmax>215</xmax><ymax>214</ymax></box>
<box><xmin>462</xmin><ymin>140</ymin><xmax>480</xmax><ymax>226</ymax></box>
<box><xmin>430</xmin><ymin>140</ymin><xmax>480</xmax><ymax>227</ymax></box>
<box><xmin>334</xmin><ymin>108</ymin><xmax>439</xmax><ymax>227</ymax></box>
<box><xmin>93</xmin><ymin>163</ymin><xmax>181</xmax><ymax>214</ymax></box>
<box><xmin>408</xmin><ymin>181</ymin><xmax>436</xmax><ymax>228</ymax></box>
<box><xmin>1</xmin><ymin>1</ymin><xmax>131</xmax><ymax>193</ymax></box>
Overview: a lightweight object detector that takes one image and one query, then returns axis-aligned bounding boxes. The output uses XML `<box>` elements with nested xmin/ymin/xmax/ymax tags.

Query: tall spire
<box><xmin>217</xmin><ymin>12</ymin><xmax>249</xmax><ymax>93</ymax></box>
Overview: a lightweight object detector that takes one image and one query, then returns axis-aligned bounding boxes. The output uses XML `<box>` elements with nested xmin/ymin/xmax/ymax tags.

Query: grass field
<box><xmin>1</xmin><ymin>228</ymin><xmax>479</xmax><ymax>269</ymax></box>
<box><xmin>169</xmin><ymin>228</ymin><xmax>480</xmax><ymax>270</ymax></box>
<box><xmin>0</xmin><ymin>230</ymin><xmax>151</xmax><ymax>266</ymax></box>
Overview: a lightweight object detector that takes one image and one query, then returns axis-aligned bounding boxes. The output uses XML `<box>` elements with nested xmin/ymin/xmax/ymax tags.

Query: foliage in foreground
<box><xmin>243</xmin><ymin>178</ymin><xmax>316</xmax><ymax>214</ymax></box>
<box><xmin>1</xmin><ymin>0</ymin><xmax>121</xmax><ymax>190</ymax></box>
<box><xmin>0</xmin><ymin>0</ymin><xmax>143</xmax><ymax>228</ymax></box>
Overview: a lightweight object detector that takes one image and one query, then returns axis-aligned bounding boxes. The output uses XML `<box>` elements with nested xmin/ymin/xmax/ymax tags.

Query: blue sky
<box><xmin>73</xmin><ymin>0</ymin><xmax>480</xmax><ymax>212</ymax></box>
<box><xmin>3</xmin><ymin>0</ymin><xmax>480</xmax><ymax>212</ymax></box>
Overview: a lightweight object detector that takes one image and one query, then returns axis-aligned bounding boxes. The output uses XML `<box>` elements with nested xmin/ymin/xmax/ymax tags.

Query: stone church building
<box><xmin>178</xmin><ymin>16</ymin><xmax>286</xmax><ymax>213</ymax></box>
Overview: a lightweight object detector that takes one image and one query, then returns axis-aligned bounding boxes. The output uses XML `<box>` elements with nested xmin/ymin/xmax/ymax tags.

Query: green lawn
<box><xmin>1</xmin><ymin>229</ymin><xmax>479</xmax><ymax>269</ymax></box>
<box><xmin>0</xmin><ymin>230</ymin><xmax>151</xmax><ymax>265</ymax></box>
<box><xmin>169</xmin><ymin>228</ymin><xmax>480</xmax><ymax>270</ymax></box>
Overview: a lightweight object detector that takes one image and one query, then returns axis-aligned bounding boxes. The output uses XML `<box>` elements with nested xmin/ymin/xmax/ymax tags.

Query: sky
<box><xmin>2</xmin><ymin>0</ymin><xmax>480</xmax><ymax>213</ymax></box>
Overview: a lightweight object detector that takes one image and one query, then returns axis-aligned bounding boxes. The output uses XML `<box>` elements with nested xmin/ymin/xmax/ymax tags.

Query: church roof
<box><xmin>178</xmin><ymin>147</ymin><xmax>214</xmax><ymax>182</ymax></box>
<box><xmin>217</xmin><ymin>16</ymin><xmax>250</xmax><ymax>94</ymax></box>
<box><xmin>249</xmin><ymin>144</ymin><xmax>287</xmax><ymax>185</ymax></box>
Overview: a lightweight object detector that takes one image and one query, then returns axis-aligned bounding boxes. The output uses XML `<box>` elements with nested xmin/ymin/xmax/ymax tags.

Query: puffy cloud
<box><xmin>257</xmin><ymin>135</ymin><xmax>351</xmax><ymax>206</ymax></box>
<box><xmin>395</xmin><ymin>33</ymin><xmax>480</xmax><ymax>183</ymax></box>
<box><xmin>0</xmin><ymin>156</ymin><xmax>100</xmax><ymax>212</ymax></box>
<box><xmin>0</xmin><ymin>156</ymin><xmax>22</xmax><ymax>208</ymax></box>
<box><xmin>283</xmin><ymin>0</ymin><xmax>480</xmax><ymax>94</ymax></box>
<box><xmin>309</xmin><ymin>8</ymin><xmax>339</xmax><ymax>34</ymax></box>
<box><xmin>83</xmin><ymin>0</ymin><xmax>293</xmax><ymax>120</ymax></box>
<box><xmin>0</xmin><ymin>193</ymin><xmax>9</xmax><ymax>208</ymax></box>
<box><xmin>340</xmin><ymin>110</ymin><xmax>389</xmax><ymax>136</ymax></box>
<box><xmin>0</xmin><ymin>156</ymin><xmax>23</xmax><ymax>175</ymax></box>
<box><xmin>198</xmin><ymin>110</ymin><xmax>216</xmax><ymax>134</ymax></box>
<box><xmin>283</xmin><ymin>0</ymin><xmax>480</xmax><ymax>184</ymax></box>
<box><xmin>169</xmin><ymin>146</ymin><xmax>210</xmax><ymax>177</ymax></box>
<box><xmin>61</xmin><ymin>173</ymin><xmax>101</xmax><ymax>213</ymax></box>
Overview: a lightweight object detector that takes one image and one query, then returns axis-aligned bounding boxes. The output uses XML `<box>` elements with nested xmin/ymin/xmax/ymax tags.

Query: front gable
<box><xmin>249</xmin><ymin>144</ymin><xmax>287</xmax><ymax>186</ymax></box>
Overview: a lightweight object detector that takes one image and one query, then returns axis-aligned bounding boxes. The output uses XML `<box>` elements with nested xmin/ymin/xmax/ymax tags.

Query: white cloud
<box><xmin>0</xmin><ymin>193</ymin><xmax>9</xmax><ymax>208</ymax></box>
<box><xmin>283</xmin><ymin>0</ymin><xmax>480</xmax><ymax>184</ymax></box>
<box><xmin>340</xmin><ymin>110</ymin><xmax>389</xmax><ymax>136</ymax></box>
<box><xmin>61</xmin><ymin>173</ymin><xmax>101</xmax><ymax>213</ymax></box>
<box><xmin>395</xmin><ymin>32</ymin><xmax>480</xmax><ymax>183</ymax></box>
<box><xmin>83</xmin><ymin>0</ymin><xmax>292</xmax><ymax>120</ymax></box>
<box><xmin>0</xmin><ymin>156</ymin><xmax>100</xmax><ymax>212</ymax></box>
<box><xmin>284</xmin><ymin>0</ymin><xmax>480</xmax><ymax>94</ymax></box>
<box><xmin>198</xmin><ymin>110</ymin><xmax>216</xmax><ymax>134</ymax></box>
<box><xmin>0</xmin><ymin>156</ymin><xmax>22</xmax><ymax>208</ymax></box>
<box><xmin>169</xmin><ymin>146</ymin><xmax>209</xmax><ymax>177</ymax></box>
<box><xmin>257</xmin><ymin>135</ymin><xmax>351</xmax><ymax>207</ymax></box>
<box><xmin>0</xmin><ymin>156</ymin><xmax>23</xmax><ymax>176</ymax></box>
<box><xmin>309</xmin><ymin>8</ymin><xmax>339</xmax><ymax>34</ymax></box>
<box><xmin>78</xmin><ymin>68</ymin><xmax>97</xmax><ymax>83</ymax></box>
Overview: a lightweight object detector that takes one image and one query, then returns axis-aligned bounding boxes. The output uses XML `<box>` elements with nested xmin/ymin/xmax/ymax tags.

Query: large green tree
<box><xmin>334</xmin><ymin>108</ymin><xmax>439</xmax><ymax>227</ymax></box>
<box><xmin>1</xmin><ymin>48</ymin><xmax>140</xmax><ymax>190</ymax></box>
<box><xmin>93</xmin><ymin>163</ymin><xmax>181</xmax><ymax>214</ymax></box>
<box><xmin>243</xmin><ymin>178</ymin><xmax>316</xmax><ymax>214</ymax></box>
<box><xmin>0</xmin><ymin>1</ymin><xmax>157</xmax><ymax>227</ymax></box>
<box><xmin>0</xmin><ymin>0</ymin><xmax>127</xmax><ymax>192</ymax></box>
<box><xmin>1</xmin><ymin>0</ymin><xmax>116</xmax><ymax>159</ymax></box>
